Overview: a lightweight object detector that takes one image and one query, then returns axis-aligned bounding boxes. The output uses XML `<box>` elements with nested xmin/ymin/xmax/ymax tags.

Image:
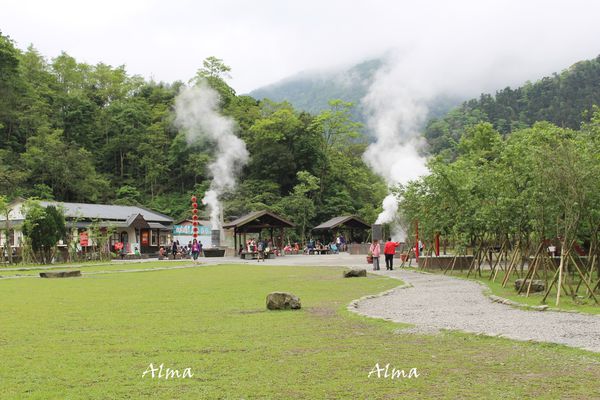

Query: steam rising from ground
<box><xmin>362</xmin><ymin>37</ymin><xmax>556</xmax><ymax>229</ymax></box>
<box><xmin>375</xmin><ymin>194</ymin><xmax>398</xmax><ymax>225</ymax></box>
<box><xmin>363</xmin><ymin>51</ymin><xmax>433</xmax><ymax>228</ymax></box>
<box><xmin>174</xmin><ymin>83</ymin><xmax>249</xmax><ymax>229</ymax></box>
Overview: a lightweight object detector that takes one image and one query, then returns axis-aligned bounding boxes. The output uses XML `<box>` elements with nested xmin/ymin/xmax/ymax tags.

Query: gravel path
<box><xmin>355</xmin><ymin>268</ymin><xmax>600</xmax><ymax>353</ymax></box>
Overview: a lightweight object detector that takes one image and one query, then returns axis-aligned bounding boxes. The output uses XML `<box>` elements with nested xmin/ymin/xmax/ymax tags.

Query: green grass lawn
<box><xmin>0</xmin><ymin>260</ymin><xmax>193</xmax><ymax>276</ymax></box>
<box><xmin>435</xmin><ymin>268</ymin><xmax>600</xmax><ymax>315</ymax></box>
<box><xmin>1</xmin><ymin>264</ymin><xmax>599</xmax><ymax>399</ymax></box>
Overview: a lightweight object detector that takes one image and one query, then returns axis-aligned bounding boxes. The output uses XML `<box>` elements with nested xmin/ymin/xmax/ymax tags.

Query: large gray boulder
<box><xmin>39</xmin><ymin>270</ymin><xmax>81</xmax><ymax>278</ymax></box>
<box><xmin>344</xmin><ymin>268</ymin><xmax>367</xmax><ymax>278</ymax></box>
<box><xmin>266</xmin><ymin>292</ymin><xmax>301</xmax><ymax>310</ymax></box>
<box><xmin>515</xmin><ymin>279</ymin><xmax>545</xmax><ymax>292</ymax></box>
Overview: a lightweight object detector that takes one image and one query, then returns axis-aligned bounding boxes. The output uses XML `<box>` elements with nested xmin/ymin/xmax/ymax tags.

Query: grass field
<box><xmin>1</xmin><ymin>263</ymin><xmax>599</xmax><ymax>399</ymax></box>
<box><xmin>0</xmin><ymin>260</ymin><xmax>192</xmax><ymax>277</ymax></box>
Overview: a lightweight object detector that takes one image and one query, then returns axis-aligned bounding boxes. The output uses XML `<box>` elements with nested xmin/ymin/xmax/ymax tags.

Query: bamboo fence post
<box><xmin>542</xmin><ymin>267</ymin><xmax>560</xmax><ymax>303</ymax></box>
<box><xmin>443</xmin><ymin>252</ymin><xmax>459</xmax><ymax>275</ymax></box>
<box><xmin>556</xmin><ymin>250</ymin><xmax>566</xmax><ymax>306</ymax></box>
<box><xmin>522</xmin><ymin>242</ymin><xmax>544</xmax><ymax>296</ymax></box>
<box><xmin>569</xmin><ymin>253</ymin><xmax>599</xmax><ymax>304</ymax></box>
<box><xmin>501</xmin><ymin>245</ymin><xmax>520</xmax><ymax>287</ymax></box>
<box><xmin>467</xmin><ymin>241</ymin><xmax>484</xmax><ymax>278</ymax></box>
<box><xmin>491</xmin><ymin>240</ymin><xmax>508</xmax><ymax>282</ymax></box>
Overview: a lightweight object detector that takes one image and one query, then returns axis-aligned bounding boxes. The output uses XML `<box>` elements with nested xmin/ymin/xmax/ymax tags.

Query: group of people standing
<box><xmin>241</xmin><ymin>238</ymin><xmax>279</xmax><ymax>261</ymax></box>
<box><xmin>369</xmin><ymin>238</ymin><xmax>401</xmax><ymax>271</ymax></box>
<box><xmin>160</xmin><ymin>239</ymin><xmax>203</xmax><ymax>260</ymax></box>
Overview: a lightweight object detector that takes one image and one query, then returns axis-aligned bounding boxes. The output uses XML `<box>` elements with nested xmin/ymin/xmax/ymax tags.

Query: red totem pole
<box><xmin>191</xmin><ymin>195</ymin><xmax>199</xmax><ymax>239</ymax></box>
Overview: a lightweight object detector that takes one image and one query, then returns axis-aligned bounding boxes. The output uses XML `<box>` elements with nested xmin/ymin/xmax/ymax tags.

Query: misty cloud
<box><xmin>2</xmin><ymin>1</ymin><xmax>600</xmax><ymax>94</ymax></box>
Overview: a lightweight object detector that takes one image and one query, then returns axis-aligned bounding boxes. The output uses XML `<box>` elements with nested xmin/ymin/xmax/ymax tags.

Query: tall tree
<box><xmin>191</xmin><ymin>56</ymin><xmax>236</xmax><ymax>107</ymax></box>
<box><xmin>21</xmin><ymin>202</ymin><xmax>67</xmax><ymax>264</ymax></box>
<box><xmin>22</xmin><ymin>128</ymin><xmax>109</xmax><ymax>202</ymax></box>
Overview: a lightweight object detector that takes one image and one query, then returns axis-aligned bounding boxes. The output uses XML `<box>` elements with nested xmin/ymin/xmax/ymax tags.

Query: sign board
<box><xmin>79</xmin><ymin>232</ymin><xmax>89</xmax><ymax>247</ymax></box>
<box><xmin>173</xmin><ymin>225</ymin><xmax>211</xmax><ymax>236</ymax></box>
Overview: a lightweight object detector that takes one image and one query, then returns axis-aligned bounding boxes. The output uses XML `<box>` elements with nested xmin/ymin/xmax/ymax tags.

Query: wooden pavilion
<box><xmin>223</xmin><ymin>210</ymin><xmax>295</xmax><ymax>253</ymax></box>
<box><xmin>312</xmin><ymin>215</ymin><xmax>371</xmax><ymax>243</ymax></box>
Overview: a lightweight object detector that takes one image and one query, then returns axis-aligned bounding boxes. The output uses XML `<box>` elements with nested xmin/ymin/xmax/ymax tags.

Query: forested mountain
<box><xmin>425</xmin><ymin>55</ymin><xmax>600</xmax><ymax>155</ymax></box>
<box><xmin>250</xmin><ymin>59</ymin><xmax>381</xmax><ymax>119</ymax></box>
<box><xmin>0</xmin><ymin>33</ymin><xmax>387</xmax><ymax>238</ymax></box>
<box><xmin>250</xmin><ymin>58</ymin><xmax>461</xmax><ymax>130</ymax></box>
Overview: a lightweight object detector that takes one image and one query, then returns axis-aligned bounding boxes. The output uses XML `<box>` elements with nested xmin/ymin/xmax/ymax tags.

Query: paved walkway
<box><xmin>355</xmin><ymin>268</ymin><xmax>600</xmax><ymax>353</ymax></box>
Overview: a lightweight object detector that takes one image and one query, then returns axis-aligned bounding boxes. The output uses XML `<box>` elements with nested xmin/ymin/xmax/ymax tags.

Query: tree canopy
<box><xmin>0</xmin><ymin>32</ymin><xmax>386</xmax><ymax>236</ymax></box>
<box><xmin>425</xmin><ymin>55</ymin><xmax>600</xmax><ymax>156</ymax></box>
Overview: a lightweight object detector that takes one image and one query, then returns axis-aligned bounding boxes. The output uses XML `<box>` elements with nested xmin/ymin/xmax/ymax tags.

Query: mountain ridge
<box><xmin>424</xmin><ymin>55</ymin><xmax>600</xmax><ymax>154</ymax></box>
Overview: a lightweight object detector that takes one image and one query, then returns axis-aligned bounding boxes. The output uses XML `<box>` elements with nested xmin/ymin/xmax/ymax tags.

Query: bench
<box><xmin>241</xmin><ymin>251</ymin><xmax>258</xmax><ymax>260</ymax></box>
<box><xmin>308</xmin><ymin>248</ymin><xmax>330</xmax><ymax>255</ymax></box>
<box><xmin>240</xmin><ymin>251</ymin><xmax>275</xmax><ymax>260</ymax></box>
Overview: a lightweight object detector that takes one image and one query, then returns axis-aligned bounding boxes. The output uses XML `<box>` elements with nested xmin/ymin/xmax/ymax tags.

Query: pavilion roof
<box><xmin>223</xmin><ymin>210</ymin><xmax>295</xmax><ymax>232</ymax></box>
<box><xmin>312</xmin><ymin>215</ymin><xmax>371</xmax><ymax>231</ymax></box>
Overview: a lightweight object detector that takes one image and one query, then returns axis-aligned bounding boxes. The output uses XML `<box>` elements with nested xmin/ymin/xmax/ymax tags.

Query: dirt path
<box><xmin>355</xmin><ymin>269</ymin><xmax>600</xmax><ymax>353</ymax></box>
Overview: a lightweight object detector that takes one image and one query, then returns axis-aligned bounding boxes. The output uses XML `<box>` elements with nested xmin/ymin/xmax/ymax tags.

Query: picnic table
<box><xmin>240</xmin><ymin>251</ymin><xmax>275</xmax><ymax>260</ymax></box>
<box><xmin>309</xmin><ymin>247</ymin><xmax>330</xmax><ymax>255</ymax></box>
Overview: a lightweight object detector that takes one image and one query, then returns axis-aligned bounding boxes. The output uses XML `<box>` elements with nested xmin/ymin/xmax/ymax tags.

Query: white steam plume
<box><xmin>174</xmin><ymin>82</ymin><xmax>249</xmax><ymax>229</ymax></box>
<box><xmin>363</xmin><ymin>50</ymin><xmax>433</xmax><ymax>226</ymax></box>
<box><xmin>375</xmin><ymin>193</ymin><xmax>398</xmax><ymax>225</ymax></box>
<box><xmin>363</xmin><ymin>36</ymin><xmax>554</xmax><ymax>227</ymax></box>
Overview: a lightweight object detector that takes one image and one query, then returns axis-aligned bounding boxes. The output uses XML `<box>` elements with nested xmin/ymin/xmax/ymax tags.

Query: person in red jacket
<box><xmin>384</xmin><ymin>238</ymin><xmax>400</xmax><ymax>270</ymax></box>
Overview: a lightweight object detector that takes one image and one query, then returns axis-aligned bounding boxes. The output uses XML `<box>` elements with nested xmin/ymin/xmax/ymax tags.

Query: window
<box><xmin>150</xmin><ymin>230</ymin><xmax>158</xmax><ymax>246</ymax></box>
<box><xmin>110</xmin><ymin>232</ymin><xmax>120</xmax><ymax>247</ymax></box>
<box><xmin>160</xmin><ymin>232</ymin><xmax>169</xmax><ymax>246</ymax></box>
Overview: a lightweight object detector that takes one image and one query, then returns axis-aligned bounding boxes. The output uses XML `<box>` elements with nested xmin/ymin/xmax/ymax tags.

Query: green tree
<box><xmin>0</xmin><ymin>195</ymin><xmax>13</xmax><ymax>263</ymax></box>
<box><xmin>425</xmin><ymin>55</ymin><xmax>600</xmax><ymax>155</ymax></box>
<box><xmin>22</xmin><ymin>128</ymin><xmax>109</xmax><ymax>202</ymax></box>
<box><xmin>0</xmin><ymin>149</ymin><xmax>27</xmax><ymax>197</ymax></box>
<box><xmin>310</xmin><ymin>99</ymin><xmax>361</xmax><ymax>151</ymax></box>
<box><xmin>114</xmin><ymin>185</ymin><xmax>142</xmax><ymax>205</ymax></box>
<box><xmin>191</xmin><ymin>56</ymin><xmax>236</xmax><ymax>107</ymax></box>
<box><xmin>22</xmin><ymin>201</ymin><xmax>67</xmax><ymax>264</ymax></box>
<box><xmin>101</xmin><ymin>97</ymin><xmax>151</xmax><ymax>180</ymax></box>
<box><xmin>279</xmin><ymin>171</ymin><xmax>320</xmax><ymax>241</ymax></box>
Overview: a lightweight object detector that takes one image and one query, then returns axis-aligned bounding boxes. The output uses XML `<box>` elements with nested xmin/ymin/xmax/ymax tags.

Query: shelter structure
<box><xmin>0</xmin><ymin>199</ymin><xmax>173</xmax><ymax>256</ymax></box>
<box><xmin>223</xmin><ymin>210</ymin><xmax>295</xmax><ymax>253</ymax></box>
<box><xmin>312</xmin><ymin>215</ymin><xmax>371</xmax><ymax>245</ymax></box>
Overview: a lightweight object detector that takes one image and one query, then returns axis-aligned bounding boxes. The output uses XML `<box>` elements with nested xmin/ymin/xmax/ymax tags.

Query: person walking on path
<box><xmin>191</xmin><ymin>239</ymin><xmax>200</xmax><ymax>260</ymax></box>
<box><xmin>384</xmin><ymin>238</ymin><xmax>400</xmax><ymax>270</ymax></box>
<box><xmin>370</xmin><ymin>239</ymin><xmax>381</xmax><ymax>271</ymax></box>
<box><xmin>257</xmin><ymin>239</ymin><xmax>265</xmax><ymax>262</ymax></box>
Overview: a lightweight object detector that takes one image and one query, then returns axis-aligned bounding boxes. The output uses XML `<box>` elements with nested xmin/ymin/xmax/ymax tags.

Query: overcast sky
<box><xmin>2</xmin><ymin>0</ymin><xmax>600</xmax><ymax>94</ymax></box>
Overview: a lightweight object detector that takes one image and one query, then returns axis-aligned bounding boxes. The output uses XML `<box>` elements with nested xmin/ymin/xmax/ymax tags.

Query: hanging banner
<box><xmin>141</xmin><ymin>230</ymin><xmax>149</xmax><ymax>246</ymax></box>
<box><xmin>79</xmin><ymin>232</ymin><xmax>89</xmax><ymax>246</ymax></box>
